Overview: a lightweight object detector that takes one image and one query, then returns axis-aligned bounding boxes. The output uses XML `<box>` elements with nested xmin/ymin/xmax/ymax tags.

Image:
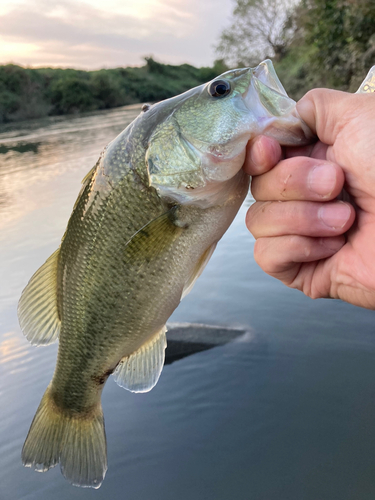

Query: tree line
<box><xmin>0</xmin><ymin>58</ymin><xmax>228</xmax><ymax>123</ymax></box>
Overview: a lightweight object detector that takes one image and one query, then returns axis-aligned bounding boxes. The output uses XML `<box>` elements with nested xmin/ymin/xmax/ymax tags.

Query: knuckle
<box><xmin>245</xmin><ymin>201</ymin><xmax>272</xmax><ymax>233</ymax></box>
<box><xmin>289</xmin><ymin>234</ymin><xmax>307</xmax><ymax>254</ymax></box>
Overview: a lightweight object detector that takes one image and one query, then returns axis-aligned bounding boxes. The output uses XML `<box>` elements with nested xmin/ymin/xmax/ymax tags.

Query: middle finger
<box><xmin>251</xmin><ymin>156</ymin><xmax>344</xmax><ymax>202</ymax></box>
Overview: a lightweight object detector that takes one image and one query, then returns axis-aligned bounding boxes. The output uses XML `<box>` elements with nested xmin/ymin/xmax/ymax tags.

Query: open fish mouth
<box><xmin>252</xmin><ymin>59</ymin><xmax>289</xmax><ymax>98</ymax></box>
<box><xmin>244</xmin><ymin>59</ymin><xmax>314</xmax><ymax>145</ymax></box>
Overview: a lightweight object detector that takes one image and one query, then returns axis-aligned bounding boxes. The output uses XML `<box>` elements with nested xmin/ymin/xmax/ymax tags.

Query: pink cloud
<box><xmin>0</xmin><ymin>0</ymin><xmax>233</xmax><ymax>68</ymax></box>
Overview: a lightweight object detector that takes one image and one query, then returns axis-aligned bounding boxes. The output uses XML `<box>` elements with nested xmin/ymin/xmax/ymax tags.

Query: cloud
<box><xmin>0</xmin><ymin>0</ymin><xmax>233</xmax><ymax>68</ymax></box>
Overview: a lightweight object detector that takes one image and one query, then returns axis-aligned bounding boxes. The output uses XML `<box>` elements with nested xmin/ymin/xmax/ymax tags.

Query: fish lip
<box><xmin>243</xmin><ymin>60</ymin><xmax>296</xmax><ymax>118</ymax></box>
<box><xmin>242</xmin><ymin>60</ymin><xmax>315</xmax><ymax>146</ymax></box>
<box><xmin>251</xmin><ymin>59</ymin><xmax>288</xmax><ymax>96</ymax></box>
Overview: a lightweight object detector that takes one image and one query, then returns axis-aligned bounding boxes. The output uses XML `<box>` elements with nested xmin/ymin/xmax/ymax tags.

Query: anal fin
<box><xmin>113</xmin><ymin>326</ymin><xmax>167</xmax><ymax>393</ymax></box>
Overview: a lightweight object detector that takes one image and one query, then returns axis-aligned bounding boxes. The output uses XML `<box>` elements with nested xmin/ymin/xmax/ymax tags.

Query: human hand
<box><xmin>244</xmin><ymin>89</ymin><xmax>375</xmax><ymax>309</ymax></box>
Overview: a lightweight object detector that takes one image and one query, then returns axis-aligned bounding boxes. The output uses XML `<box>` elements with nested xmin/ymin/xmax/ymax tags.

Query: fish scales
<box><xmin>54</xmin><ymin>160</ymin><xmax>246</xmax><ymax>411</ymax></box>
<box><xmin>18</xmin><ymin>59</ymin><xmax>314</xmax><ymax>488</ymax></box>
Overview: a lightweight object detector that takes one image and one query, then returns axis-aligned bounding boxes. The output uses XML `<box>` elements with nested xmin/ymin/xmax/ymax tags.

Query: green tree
<box><xmin>217</xmin><ymin>0</ymin><xmax>297</xmax><ymax>67</ymax></box>
<box><xmin>50</xmin><ymin>77</ymin><xmax>96</xmax><ymax>114</ymax></box>
<box><xmin>301</xmin><ymin>0</ymin><xmax>375</xmax><ymax>89</ymax></box>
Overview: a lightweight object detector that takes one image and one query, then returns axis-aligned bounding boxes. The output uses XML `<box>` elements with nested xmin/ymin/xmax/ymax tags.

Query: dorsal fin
<box><xmin>113</xmin><ymin>326</ymin><xmax>167</xmax><ymax>393</ymax></box>
<box><xmin>18</xmin><ymin>249</ymin><xmax>61</xmax><ymax>345</ymax></box>
<box><xmin>81</xmin><ymin>164</ymin><xmax>97</xmax><ymax>186</ymax></box>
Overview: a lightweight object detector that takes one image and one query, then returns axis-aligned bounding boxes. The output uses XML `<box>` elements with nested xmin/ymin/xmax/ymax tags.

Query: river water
<box><xmin>1</xmin><ymin>105</ymin><xmax>375</xmax><ymax>500</ymax></box>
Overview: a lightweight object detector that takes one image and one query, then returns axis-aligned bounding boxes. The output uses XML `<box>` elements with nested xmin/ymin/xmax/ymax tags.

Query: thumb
<box><xmin>296</xmin><ymin>89</ymin><xmax>359</xmax><ymax>146</ymax></box>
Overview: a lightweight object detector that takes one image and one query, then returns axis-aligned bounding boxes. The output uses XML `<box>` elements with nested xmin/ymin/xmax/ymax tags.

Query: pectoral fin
<box><xmin>113</xmin><ymin>326</ymin><xmax>167</xmax><ymax>393</ymax></box>
<box><xmin>115</xmin><ymin>209</ymin><xmax>186</xmax><ymax>392</ymax></box>
<box><xmin>123</xmin><ymin>207</ymin><xmax>184</xmax><ymax>262</ymax></box>
<box><xmin>18</xmin><ymin>249</ymin><xmax>61</xmax><ymax>345</ymax></box>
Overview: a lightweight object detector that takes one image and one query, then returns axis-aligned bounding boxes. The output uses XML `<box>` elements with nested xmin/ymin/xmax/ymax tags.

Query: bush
<box><xmin>49</xmin><ymin>77</ymin><xmax>96</xmax><ymax>114</ymax></box>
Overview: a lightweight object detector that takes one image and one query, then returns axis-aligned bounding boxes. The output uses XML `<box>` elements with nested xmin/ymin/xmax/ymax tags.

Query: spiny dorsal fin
<box><xmin>81</xmin><ymin>164</ymin><xmax>97</xmax><ymax>186</ymax></box>
<box><xmin>113</xmin><ymin>326</ymin><xmax>167</xmax><ymax>393</ymax></box>
<box><xmin>181</xmin><ymin>242</ymin><xmax>217</xmax><ymax>300</ymax></box>
<box><xmin>18</xmin><ymin>249</ymin><xmax>61</xmax><ymax>345</ymax></box>
<box><xmin>81</xmin><ymin>145</ymin><xmax>108</xmax><ymax>187</ymax></box>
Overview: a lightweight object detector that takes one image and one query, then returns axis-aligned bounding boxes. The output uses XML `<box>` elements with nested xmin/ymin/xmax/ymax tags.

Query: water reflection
<box><xmin>0</xmin><ymin>105</ymin><xmax>141</xmax><ymax>228</ymax></box>
<box><xmin>0</xmin><ymin>332</ymin><xmax>30</xmax><ymax>372</ymax></box>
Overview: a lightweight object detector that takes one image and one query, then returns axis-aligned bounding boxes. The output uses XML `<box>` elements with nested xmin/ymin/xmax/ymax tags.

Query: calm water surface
<box><xmin>1</xmin><ymin>106</ymin><xmax>375</xmax><ymax>500</ymax></box>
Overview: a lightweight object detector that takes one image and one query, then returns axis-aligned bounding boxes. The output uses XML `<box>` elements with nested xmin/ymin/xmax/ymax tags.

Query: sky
<box><xmin>0</xmin><ymin>0</ymin><xmax>234</xmax><ymax>69</ymax></box>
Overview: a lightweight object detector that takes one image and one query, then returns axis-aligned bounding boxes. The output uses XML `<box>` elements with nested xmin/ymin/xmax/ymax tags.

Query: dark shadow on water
<box><xmin>0</xmin><ymin>142</ymin><xmax>40</xmax><ymax>155</ymax></box>
<box><xmin>165</xmin><ymin>323</ymin><xmax>246</xmax><ymax>364</ymax></box>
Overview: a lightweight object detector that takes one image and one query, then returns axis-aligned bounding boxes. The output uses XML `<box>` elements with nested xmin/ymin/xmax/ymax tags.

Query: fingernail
<box><xmin>308</xmin><ymin>164</ymin><xmax>336</xmax><ymax>197</ymax></box>
<box><xmin>318</xmin><ymin>203</ymin><xmax>351</xmax><ymax>229</ymax></box>
<box><xmin>319</xmin><ymin>237</ymin><xmax>345</xmax><ymax>252</ymax></box>
<box><xmin>296</xmin><ymin>99</ymin><xmax>315</xmax><ymax>128</ymax></box>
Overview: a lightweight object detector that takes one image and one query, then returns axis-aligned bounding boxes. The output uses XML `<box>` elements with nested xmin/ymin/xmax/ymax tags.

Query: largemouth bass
<box><xmin>18</xmin><ymin>60</ymin><xmax>312</xmax><ymax>488</ymax></box>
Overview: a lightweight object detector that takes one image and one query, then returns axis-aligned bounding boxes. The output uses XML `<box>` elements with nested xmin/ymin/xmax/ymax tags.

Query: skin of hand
<box><xmin>244</xmin><ymin>89</ymin><xmax>375</xmax><ymax>309</ymax></box>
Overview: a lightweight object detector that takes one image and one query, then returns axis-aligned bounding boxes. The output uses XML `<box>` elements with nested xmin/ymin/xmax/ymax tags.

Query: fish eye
<box><xmin>208</xmin><ymin>80</ymin><xmax>231</xmax><ymax>98</ymax></box>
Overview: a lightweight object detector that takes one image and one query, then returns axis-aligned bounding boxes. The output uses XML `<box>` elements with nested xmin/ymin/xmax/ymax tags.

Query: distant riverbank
<box><xmin>1</xmin><ymin>52</ymin><xmax>364</xmax><ymax>127</ymax></box>
<box><xmin>0</xmin><ymin>57</ymin><xmax>228</xmax><ymax>124</ymax></box>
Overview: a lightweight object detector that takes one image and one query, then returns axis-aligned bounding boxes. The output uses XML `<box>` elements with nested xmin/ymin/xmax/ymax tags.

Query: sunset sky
<box><xmin>0</xmin><ymin>0</ymin><xmax>234</xmax><ymax>69</ymax></box>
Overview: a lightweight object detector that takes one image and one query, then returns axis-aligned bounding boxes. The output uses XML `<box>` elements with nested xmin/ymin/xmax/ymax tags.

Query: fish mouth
<box><xmin>252</xmin><ymin>59</ymin><xmax>290</xmax><ymax>99</ymax></box>
<box><xmin>244</xmin><ymin>59</ymin><xmax>314</xmax><ymax>146</ymax></box>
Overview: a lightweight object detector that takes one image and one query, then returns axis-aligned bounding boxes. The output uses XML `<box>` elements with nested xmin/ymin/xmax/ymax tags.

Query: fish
<box><xmin>18</xmin><ymin>59</ymin><xmax>313</xmax><ymax>488</ymax></box>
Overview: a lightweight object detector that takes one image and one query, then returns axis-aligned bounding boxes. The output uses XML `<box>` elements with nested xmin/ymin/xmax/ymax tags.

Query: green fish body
<box><xmin>18</xmin><ymin>60</ymin><xmax>312</xmax><ymax>488</ymax></box>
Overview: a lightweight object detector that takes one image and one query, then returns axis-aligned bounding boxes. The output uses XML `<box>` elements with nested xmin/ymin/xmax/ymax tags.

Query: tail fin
<box><xmin>22</xmin><ymin>386</ymin><xmax>107</xmax><ymax>489</ymax></box>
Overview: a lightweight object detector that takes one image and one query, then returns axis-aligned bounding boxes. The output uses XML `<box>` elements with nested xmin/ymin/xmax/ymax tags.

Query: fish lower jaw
<box><xmin>260</xmin><ymin>114</ymin><xmax>315</xmax><ymax>146</ymax></box>
<box><xmin>157</xmin><ymin>169</ymin><xmax>248</xmax><ymax>209</ymax></box>
<box><xmin>201</xmin><ymin>148</ymin><xmax>246</xmax><ymax>182</ymax></box>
